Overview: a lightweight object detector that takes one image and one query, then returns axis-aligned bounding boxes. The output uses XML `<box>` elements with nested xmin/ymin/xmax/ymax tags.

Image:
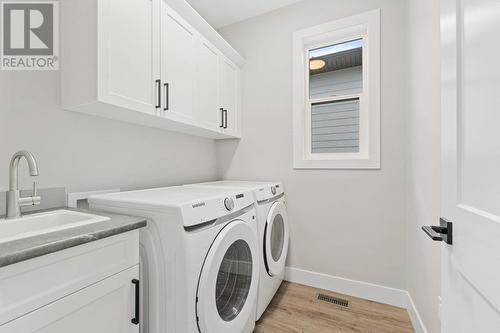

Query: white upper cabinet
<box><xmin>219</xmin><ymin>57</ymin><xmax>240</xmax><ymax>137</ymax></box>
<box><xmin>99</xmin><ymin>0</ymin><xmax>161</xmax><ymax>116</ymax></box>
<box><xmin>162</xmin><ymin>5</ymin><xmax>195</xmax><ymax>122</ymax></box>
<box><xmin>194</xmin><ymin>39</ymin><xmax>220</xmax><ymax>129</ymax></box>
<box><xmin>61</xmin><ymin>0</ymin><xmax>243</xmax><ymax>140</ymax></box>
<box><xmin>61</xmin><ymin>0</ymin><xmax>161</xmax><ymax>116</ymax></box>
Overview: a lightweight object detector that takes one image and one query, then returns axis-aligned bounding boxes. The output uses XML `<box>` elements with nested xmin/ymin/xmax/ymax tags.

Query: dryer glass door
<box><xmin>197</xmin><ymin>220</ymin><xmax>259</xmax><ymax>333</ymax></box>
<box><xmin>264</xmin><ymin>201</ymin><xmax>289</xmax><ymax>277</ymax></box>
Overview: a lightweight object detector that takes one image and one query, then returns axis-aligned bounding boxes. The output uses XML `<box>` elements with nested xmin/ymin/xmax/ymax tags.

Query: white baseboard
<box><xmin>406</xmin><ymin>293</ymin><xmax>428</xmax><ymax>333</ymax></box>
<box><xmin>285</xmin><ymin>267</ymin><xmax>408</xmax><ymax>307</ymax></box>
<box><xmin>285</xmin><ymin>267</ymin><xmax>427</xmax><ymax>332</ymax></box>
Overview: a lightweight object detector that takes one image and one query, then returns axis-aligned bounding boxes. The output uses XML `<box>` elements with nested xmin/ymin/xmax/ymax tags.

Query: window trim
<box><xmin>293</xmin><ymin>9</ymin><xmax>380</xmax><ymax>169</ymax></box>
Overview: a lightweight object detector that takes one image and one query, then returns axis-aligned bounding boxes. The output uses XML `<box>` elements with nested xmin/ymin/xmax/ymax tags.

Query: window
<box><xmin>293</xmin><ymin>10</ymin><xmax>380</xmax><ymax>169</ymax></box>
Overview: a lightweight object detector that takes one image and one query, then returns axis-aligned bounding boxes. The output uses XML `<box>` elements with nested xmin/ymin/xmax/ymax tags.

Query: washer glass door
<box><xmin>197</xmin><ymin>220</ymin><xmax>259</xmax><ymax>333</ymax></box>
<box><xmin>216</xmin><ymin>239</ymin><xmax>252</xmax><ymax>321</ymax></box>
<box><xmin>264</xmin><ymin>201</ymin><xmax>289</xmax><ymax>277</ymax></box>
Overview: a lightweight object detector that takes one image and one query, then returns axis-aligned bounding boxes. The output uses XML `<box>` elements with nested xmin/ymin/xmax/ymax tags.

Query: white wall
<box><xmin>406</xmin><ymin>0</ymin><xmax>442</xmax><ymax>332</ymax></box>
<box><xmin>217</xmin><ymin>0</ymin><xmax>408</xmax><ymax>290</ymax></box>
<box><xmin>0</xmin><ymin>70</ymin><xmax>217</xmax><ymax>195</ymax></box>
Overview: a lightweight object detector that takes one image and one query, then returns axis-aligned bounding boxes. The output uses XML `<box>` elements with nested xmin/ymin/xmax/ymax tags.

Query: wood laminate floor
<box><xmin>254</xmin><ymin>282</ymin><xmax>415</xmax><ymax>333</ymax></box>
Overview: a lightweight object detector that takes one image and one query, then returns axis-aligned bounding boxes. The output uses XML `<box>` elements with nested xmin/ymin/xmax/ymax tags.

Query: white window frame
<box><xmin>292</xmin><ymin>9</ymin><xmax>380</xmax><ymax>169</ymax></box>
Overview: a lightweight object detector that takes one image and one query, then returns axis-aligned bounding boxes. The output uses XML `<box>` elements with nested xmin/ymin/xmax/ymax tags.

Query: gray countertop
<box><xmin>0</xmin><ymin>208</ymin><xmax>147</xmax><ymax>268</ymax></box>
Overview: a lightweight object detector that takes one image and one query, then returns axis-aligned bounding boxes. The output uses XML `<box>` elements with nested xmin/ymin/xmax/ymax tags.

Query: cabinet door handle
<box><xmin>223</xmin><ymin>109</ymin><xmax>228</xmax><ymax>129</ymax></box>
<box><xmin>164</xmin><ymin>83</ymin><xmax>169</xmax><ymax>111</ymax></box>
<box><xmin>155</xmin><ymin>79</ymin><xmax>161</xmax><ymax>109</ymax></box>
<box><xmin>131</xmin><ymin>279</ymin><xmax>140</xmax><ymax>325</ymax></box>
<box><xmin>219</xmin><ymin>108</ymin><xmax>224</xmax><ymax>128</ymax></box>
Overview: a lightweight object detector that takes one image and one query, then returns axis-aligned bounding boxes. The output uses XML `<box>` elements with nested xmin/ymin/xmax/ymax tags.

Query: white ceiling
<box><xmin>186</xmin><ymin>0</ymin><xmax>303</xmax><ymax>29</ymax></box>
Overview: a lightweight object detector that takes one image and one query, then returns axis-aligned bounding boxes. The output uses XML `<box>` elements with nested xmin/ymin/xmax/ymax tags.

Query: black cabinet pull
<box><xmin>131</xmin><ymin>279</ymin><xmax>140</xmax><ymax>325</ymax></box>
<box><xmin>422</xmin><ymin>218</ymin><xmax>453</xmax><ymax>245</ymax></box>
<box><xmin>220</xmin><ymin>108</ymin><xmax>224</xmax><ymax>128</ymax></box>
<box><xmin>223</xmin><ymin>109</ymin><xmax>228</xmax><ymax>129</ymax></box>
<box><xmin>164</xmin><ymin>83</ymin><xmax>169</xmax><ymax>111</ymax></box>
<box><xmin>155</xmin><ymin>79</ymin><xmax>161</xmax><ymax>109</ymax></box>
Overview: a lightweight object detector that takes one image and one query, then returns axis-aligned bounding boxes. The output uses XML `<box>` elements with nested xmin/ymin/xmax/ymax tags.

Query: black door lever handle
<box><xmin>422</xmin><ymin>218</ymin><xmax>453</xmax><ymax>245</ymax></box>
<box><xmin>431</xmin><ymin>226</ymin><xmax>448</xmax><ymax>234</ymax></box>
<box><xmin>422</xmin><ymin>226</ymin><xmax>443</xmax><ymax>241</ymax></box>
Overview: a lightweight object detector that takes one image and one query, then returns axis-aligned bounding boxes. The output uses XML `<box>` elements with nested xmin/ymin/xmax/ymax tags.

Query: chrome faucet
<box><xmin>6</xmin><ymin>151</ymin><xmax>41</xmax><ymax>219</ymax></box>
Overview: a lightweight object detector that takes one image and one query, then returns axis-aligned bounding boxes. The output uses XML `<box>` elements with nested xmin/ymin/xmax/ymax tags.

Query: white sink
<box><xmin>0</xmin><ymin>210</ymin><xmax>110</xmax><ymax>243</ymax></box>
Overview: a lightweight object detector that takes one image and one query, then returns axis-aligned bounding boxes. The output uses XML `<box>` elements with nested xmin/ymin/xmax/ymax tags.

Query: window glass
<box><xmin>311</xmin><ymin>98</ymin><xmax>360</xmax><ymax>153</ymax></box>
<box><xmin>309</xmin><ymin>39</ymin><xmax>363</xmax><ymax>99</ymax></box>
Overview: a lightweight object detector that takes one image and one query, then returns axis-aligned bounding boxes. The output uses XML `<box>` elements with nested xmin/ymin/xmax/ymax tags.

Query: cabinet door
<box><xmin>98</xmin><ymin>0</ymin><xmax>160</xmax><ymax>115</ymax></box>
<box><xmin>219</xmin><ymin>58</ymin><xmax>239</xmax><ymax>136</ymax></box>
<box><xmin>161</xmin><ymin>3</ymin><xmax>195</xmax><ymax>122</ymax></box>
<box><xmin>194</xmin><ymin>39</ymin><xmax>220</xmax><ymax>129</ymax></box>
<box><xmin>1</xmin><ymin>266</ymin><xmax>140</xmax><ymax>333</ymax></box>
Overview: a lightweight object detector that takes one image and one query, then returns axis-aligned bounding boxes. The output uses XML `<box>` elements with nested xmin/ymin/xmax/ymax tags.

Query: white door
<box><xmin>440</xmin><ymin>0</ymin><xmax>500</xmax><ymax>331</ymax></box>
<box><xmin>99</xmin><ymin>0</ymin><xmax>160</xmax><ymax>115</ymax></box>
<box><xmin>194</xmin><ymin>39</ymin><xmax>220</xmax><ymax>129</ymax></box>
<box><xmin>196</xmin><ymin>221</ymin><xmax>259</xmax><ymax>333</ymax></box>
<box><xmin>264</xmin><ymin>201</ymin><xmax>289</xmax><ymax>276</ymax></box>
<box><xmin>219</xmin><ymin>58</ymin><xmax>239</xmax><ymax>135</ymax></box>
<box><xmin>0</xmin><ymin>266</ymin><xmax>140</xmax><ymax>333</ymax></box>
<box><xmin>161</xmin><ymin>3</ymin><xmax>195</xmax><ymax>122</ymax></box>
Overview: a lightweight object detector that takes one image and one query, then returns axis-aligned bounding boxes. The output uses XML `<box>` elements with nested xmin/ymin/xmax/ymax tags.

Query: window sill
<box><xmin>293</xmin><ymin>158</ymin><xmax>380</xmax><ymax>170</ymax></box>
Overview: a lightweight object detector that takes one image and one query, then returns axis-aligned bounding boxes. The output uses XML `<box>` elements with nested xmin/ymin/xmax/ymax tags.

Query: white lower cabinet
<box><xmin>1</xmin><ymin>266</ymin><xmax>139</xmax><ymax>333</ymax></box>
<box><xmin>0</xmin><ymin>231</ymin><xmax>141</xmax><ymax>333</ymax></box>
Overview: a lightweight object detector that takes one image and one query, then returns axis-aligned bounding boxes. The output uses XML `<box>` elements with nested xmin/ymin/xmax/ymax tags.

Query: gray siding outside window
<box><xmin>309</xmin><ymin>66</ymin><xmax>362</xmax><ymax>99</ymax></box>
<box><xmin>308</xmin><ymin>40</ymin><xmax>363</xmax><ymax>155</ymax></box>
<box><xmin>311</xmin><ymin>98</ymin><xmax>360</xmax><ymax>153</ymax></box>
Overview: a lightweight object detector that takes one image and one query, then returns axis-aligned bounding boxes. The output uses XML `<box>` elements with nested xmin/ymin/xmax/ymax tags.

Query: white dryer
<box><xmin>88</xmin><ymin>186</ymin><xmax>259</xmax><ymax>333</ymax></box>
<box><xmin>184</xmin><ymin>181</ymin><xmax>289</xmax><ymax>320</ymax></box>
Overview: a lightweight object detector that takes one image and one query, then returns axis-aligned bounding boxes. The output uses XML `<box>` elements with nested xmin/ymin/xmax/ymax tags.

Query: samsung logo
<box><xmin>192</xmin><ymin>202</ymin><xmax>206</xmax><ymax>208</ymax></box>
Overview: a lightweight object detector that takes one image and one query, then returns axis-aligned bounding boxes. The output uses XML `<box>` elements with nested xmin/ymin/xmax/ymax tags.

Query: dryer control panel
<box><xmin>255</xmin><ymin>183</ymin><xmax>284</xmax><ymax>202</ymax></box>
<box><xmin>181</xmin><ymin>189</ymin><xmax>254</xmax><ymax>228</ymax></box>
<box><xmin>224</xmin><ymin>197</ymin><xmax>235</xmax><ymax>211</ymax></box>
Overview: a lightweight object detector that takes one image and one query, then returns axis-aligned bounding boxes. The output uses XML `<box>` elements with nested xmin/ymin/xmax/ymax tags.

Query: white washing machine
<box><xmin>88</xmin><ymin>186</ymin><xmax>259</xmax><ymax>333</ymax></box>
<box><xmin>184</xmin><ymin>181</ymin><xmax>289</xmax><ymax>320</ymax></box>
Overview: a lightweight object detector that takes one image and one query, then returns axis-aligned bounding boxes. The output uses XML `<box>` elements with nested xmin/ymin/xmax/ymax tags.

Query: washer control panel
<box><xmin>224</xmin><ymin>197</ymin><xmax>235</xmax><ymax>211</ymax></box>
